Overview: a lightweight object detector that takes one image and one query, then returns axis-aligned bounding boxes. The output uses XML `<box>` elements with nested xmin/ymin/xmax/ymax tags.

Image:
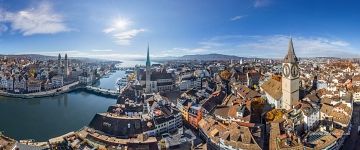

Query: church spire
<box><xmin>145</xmin><ymin>43</ymin><xmax>151</xmax><ymax>93</ymax></box>
<box><xmin>146</xmin><ymin>43</ymin><xmax>150</xmax><ymax>67</ymax></box>
<box><xmin>284</xmin><ymin>38</ymin><xmax>298</xmax><ymax>63</ymax></box>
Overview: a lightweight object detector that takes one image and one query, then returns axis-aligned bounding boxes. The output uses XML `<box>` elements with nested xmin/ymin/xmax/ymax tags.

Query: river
<box><xmin>0</xmin><ymin>61</ymin><xmax>143</xmax><ymax>141</ymax></box>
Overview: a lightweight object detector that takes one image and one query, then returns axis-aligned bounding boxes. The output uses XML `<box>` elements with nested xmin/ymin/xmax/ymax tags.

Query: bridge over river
<box><xmin>83</xmin><ymin>86</ymin><xmax>120</xmax><ymax>98</ymax></box>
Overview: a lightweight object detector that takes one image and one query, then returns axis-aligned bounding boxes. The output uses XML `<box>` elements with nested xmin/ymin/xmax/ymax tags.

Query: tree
<box><xmin>219</xmin><ymin>69</ymin><xmax>231</xmax><ymax>94</ymax></box>
<box><xmin>265</xmin><ymin>109</ymin><xmax>285</xmax><ymax>122</ymax></box>
<box><xmin>29</xmin><ymin>68</ymin><xmax>36</xmax><ymax>78</ymax></box>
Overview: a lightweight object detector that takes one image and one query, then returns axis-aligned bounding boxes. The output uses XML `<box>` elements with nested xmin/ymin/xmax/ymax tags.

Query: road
<box><xmin>342</xmin><ymin>103</ymin><xmax>360</xmax><ymax>150</ymax></box>
<box><xmin>0</xmin><ymin>81</ymin><xmax>79</xmax><ymax>98</ymax></box>
<box><xmin>26</xmin><ymin>81</ymin><xmax>79</xmax><ymax>96</ymax></box>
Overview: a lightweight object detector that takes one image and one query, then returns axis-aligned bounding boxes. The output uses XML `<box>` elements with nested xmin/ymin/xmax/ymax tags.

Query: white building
<box><xmin>78</xmin><ymin>75</ymin><xmax>92</xmax><ymax>85</ymax></box>
<box><xmin>144</xmin><ymin>94</ymin><xmax>183</xmax><ymax>136</ymax></box>
<box><xmin>13</xmin><ymin>77</ymin><xmax>26</xmax><ymax>93</ymax></box>
<box><xmin>7</xmin><ymin>78</ymin><xmax>13</xmax><ymax>91</ymax></box>
<box><xmin>316</xmin><ymin>80</ymin><xmax>328</xmax><ymax>90</ymax></box>
<box><xmin>0</xmin><ymin>77</ymin><xmax>8</xmax><ymax>90</ymax></box>
<box><xmin>52</xmin><ymin>75</ymin><xmax>64</xmax><ymax>88</ymax></box>
<box><xmin>299</xmin><ymin>102</ymin><xmax>320</xmax><ymax>131</ymax></box>
<box><xmin>179</xmin><ymin>79</ymin><xmax>194</xmax><ymax>91</ymax></box>
<box><xmin>353</xmin><ymin>86</ymin><xmax>360</xmax><ymax>103</ymax></box>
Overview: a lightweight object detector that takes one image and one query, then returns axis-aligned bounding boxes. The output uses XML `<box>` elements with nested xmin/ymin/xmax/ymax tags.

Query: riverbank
<box><xmin>0</xmin><ymin>81</ymin><xmax>80</xmax><ymax>99</ymax></box>
<box><xmin>0</xmin><ymin>90</ymin><xmax>117</xmax><ymax>141</ymax></box>
<box><xmin>0</xmin><ymin>68</ymin><xmax>123</xmax><ymax>99</ymax></box>
<box><xmin>0</xmin><ymin>69</ymin><xmax>125</xmax><ymax>141</ymax></box>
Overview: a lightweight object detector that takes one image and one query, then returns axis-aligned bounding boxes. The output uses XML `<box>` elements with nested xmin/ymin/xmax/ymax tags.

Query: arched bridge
<box><xmin>84</xmin><ymin>86</ymin><xmax>120</xmax><ymax>98</ymax></box>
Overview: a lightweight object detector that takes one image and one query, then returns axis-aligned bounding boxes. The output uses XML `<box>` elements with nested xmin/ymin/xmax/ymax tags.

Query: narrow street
<box><xmin>342</xmin><ymin>104</ymin><xmax>360</xmax><ymax>150</ymax></box>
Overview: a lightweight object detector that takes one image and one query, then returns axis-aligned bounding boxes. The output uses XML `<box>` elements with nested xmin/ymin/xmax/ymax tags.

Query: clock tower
<box><xmin>281</xmin><ymin>38</ymin><xmax>300</xmax><ymax>110</ymax></box>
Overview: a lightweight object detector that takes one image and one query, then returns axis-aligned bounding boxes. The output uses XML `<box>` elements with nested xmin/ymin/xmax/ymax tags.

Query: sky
<box><xmin>1</xmin><ymin>0</ymin><xmax>360</xmax><ymax>60</ymax></box>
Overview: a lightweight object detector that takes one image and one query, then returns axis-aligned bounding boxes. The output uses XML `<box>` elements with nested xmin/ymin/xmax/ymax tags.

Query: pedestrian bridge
<box><xmin>84</xmin><ymin>86</ymin><xmax>120</xmax><ymax>97</ymax></box>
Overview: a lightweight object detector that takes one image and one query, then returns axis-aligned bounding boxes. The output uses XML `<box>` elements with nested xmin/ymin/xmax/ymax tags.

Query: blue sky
<box><xmin>0</xmin><ymin>0</ymin><xmax>360</xmax><ymax>60</ymax></box>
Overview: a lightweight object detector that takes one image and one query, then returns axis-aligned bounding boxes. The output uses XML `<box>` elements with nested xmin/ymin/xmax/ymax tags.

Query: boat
<box><xmin>125</xmin><ymin>69</ymin><xmax>134</xmax><ymax>74</ymax></box>
<box><xmin>116</xmin><ymin>77</ymin><xmax>128</xmax><ymax>87</ymax></box>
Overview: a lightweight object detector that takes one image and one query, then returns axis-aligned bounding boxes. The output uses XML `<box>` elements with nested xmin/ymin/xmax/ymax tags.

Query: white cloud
<box><xmin>0</xmin><ymin>24</ymin><xmax>8</xmax><ymax>33</ymax></box>
<box><xmin>230</xmin><ymin>15</ymin><xmax>246</xmax><ymax>21</ymax></box>
<box><xmin>330</xmin><ymin>41</ymin><xmax>349</xmax><ymax>47</ymax></box>
<box><xmin>159</xmin><ymin>43</ymin><xmax>217</xmax><ymax>57</ymax></box>
<box><xmin>254</xmin><ymin>0</ymin><xmax>271</xmax><ymax>8</ymax></box>
<box><xmin>199</xmin><ymin>41</ymin><xmax>224</xmax><ymax>48</ymax></box>
<box><xmin>103</xmin><ymin>18</ymin><xmax>131</xmax><ymax>33</ymax></box>
<box><xmin>161</xmin><ymin>34</ymin><xmax>357</xmax><ymax>58</ymax></box>
<box><xmin>113</xmin><ymin>29</ymin><xmax>146</xmax><ymax>45</ymax></box>
<box><xmin>104</xmin><ymin>17</ymin><xmax>146</xmax><ymax>45</ymax></box>
<box><xmin>1</xmin><ymin>2</ymin><xmax>70</xmax><ymax>36</ymax></box>
<box><xmin>90</xmin><ymin>49</ymin><xmax>113</xmax><ymax>52</ymax></box>
<box><xmin>236</xmin><ymin>35</ymin><xmax>357</xmax><ymax>58</ymax></box>
<box><xmin>12</xmin><ymin>35</ymin><xmax>356</xmax><ymax>60</ymax></box>
<box><xmin>18</xmin><ymin>49</ymin><xmax>146</xmax><ymax>61</ymax></box>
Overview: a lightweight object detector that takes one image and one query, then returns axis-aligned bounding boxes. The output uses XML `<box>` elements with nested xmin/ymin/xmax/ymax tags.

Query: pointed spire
<box><xmin>146</xmin><ymin>43</ymin><xmax>151</xmax><ymax>67</ymax></box>
<box><xmin>284</xmin><ymin>38</ymin><xmax>298</xmax><ymax>63</ymax></box>
<box><xmin>58</xmin><ymin>53</ymin><xmax>61</xmax><ymax>60</ymax></box>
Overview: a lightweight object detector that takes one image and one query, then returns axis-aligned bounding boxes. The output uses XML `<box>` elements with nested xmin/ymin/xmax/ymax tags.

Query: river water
<box><xmin>0</xmin><ymin>61</ymin><xmax>143</xmax><ymax>141</ymax></box>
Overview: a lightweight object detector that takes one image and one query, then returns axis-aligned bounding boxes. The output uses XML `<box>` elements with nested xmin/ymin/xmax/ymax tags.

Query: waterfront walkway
<box><xmin>0</xmin><ymin>82</ymin><xmax>80</xmax><ymax>99</ymax></box>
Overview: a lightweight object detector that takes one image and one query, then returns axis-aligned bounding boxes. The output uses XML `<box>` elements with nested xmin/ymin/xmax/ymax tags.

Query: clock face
<box><xmin>282</xmin><ymin>64</ymin><xmax>290</xmax><ymax>77</ymax></box>
<box><xmin>291</xmin><ymin>64</ymin><xmax>299</xmax><ymax>77</ymax></box>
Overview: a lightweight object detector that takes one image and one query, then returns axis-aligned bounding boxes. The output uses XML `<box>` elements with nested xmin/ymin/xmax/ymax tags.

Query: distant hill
<box><xmin>180</xmin><ymin>53</ymin><xmax>244</xmax><ymax>60</ymax></box>
<box><xmin>0</xmin><ymin>54</ymin><xmax>55</xmax><ymax>60</ymax></box>
<box><xmin>153</xmin><ymin>53</ymin><xmax>246</xmax><ymax>61</ymax></box>
<box><xmin>0</xmin><ymin>54</ymin><xmax>120</xmax><ymax>63</ymax></box>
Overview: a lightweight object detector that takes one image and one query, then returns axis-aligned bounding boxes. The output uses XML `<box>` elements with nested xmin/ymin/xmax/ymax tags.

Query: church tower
<box><xmin>145</xmin><ymin>44</ymin><xmax>151</xmax><ymax>93</ymax></box>
<box><xmin>281</xmin><ymin>38</ymin><xmax>300</xmax><ymax>110</ymax></box>
<box><xmin>58</xmin><ymin>53</ymin><xmax>61</xmax><ymax>67</ymax></box>
<box><xmin>64</xmin><ymin>53</ymin><xmax>69</xmax><ymax>77</ymax></box>
<box><xmin>58</xmin><ymin>53</ymin><xmax>62</xmax><ymax>75</ymax></box>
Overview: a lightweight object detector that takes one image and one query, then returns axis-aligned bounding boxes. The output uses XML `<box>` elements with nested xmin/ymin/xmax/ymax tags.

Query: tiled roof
<box><xmin>233</xmin><ymin>84</ymin><xmax>260</xmax><ymax>99</ymax></box>
<box><xmin>140</xmin><ymin>71</ymin><xmax>173</xmax><ymax>81</ymax></box>
<box><xmin>261</xmin><ymin>78</ymin><xmax>282</xmax><ymax>100</ymax></box>
<box><xmin>88</xmin><ymin>113</ymin><xmax>143</xmax><ymax>137</ymax></box>
<box><xmin>320</xmin><ymin>104</ymin><xmax>333</xmax><ymax>115</ymax></box>
<box><xmin>269</xmin><ymin>122</ymin><xmax>304</xmax><ymax>150</ymax></box>
<box><xmin>198</xmin><ymin>117</ymin><xmax>262</xmax><ymax>150</ymax></box>
<box><xmin>306</xmin><ymin>129</ymin><xmax>343</xmax><ymax>150</ymax></box>
<box><xmin>353</xmin><ymin>75</ymin><xmax>360</xmax><ymax>81</ymax></box>
<box><xmin>202</xmin><ymin>90</ymin><xmax>226</xmax><ymax>113</ymax></box>
<box><xmin>321</xmin><ymin>103</ymin><xmax>351</xmax><ymax>126</ymax></box>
